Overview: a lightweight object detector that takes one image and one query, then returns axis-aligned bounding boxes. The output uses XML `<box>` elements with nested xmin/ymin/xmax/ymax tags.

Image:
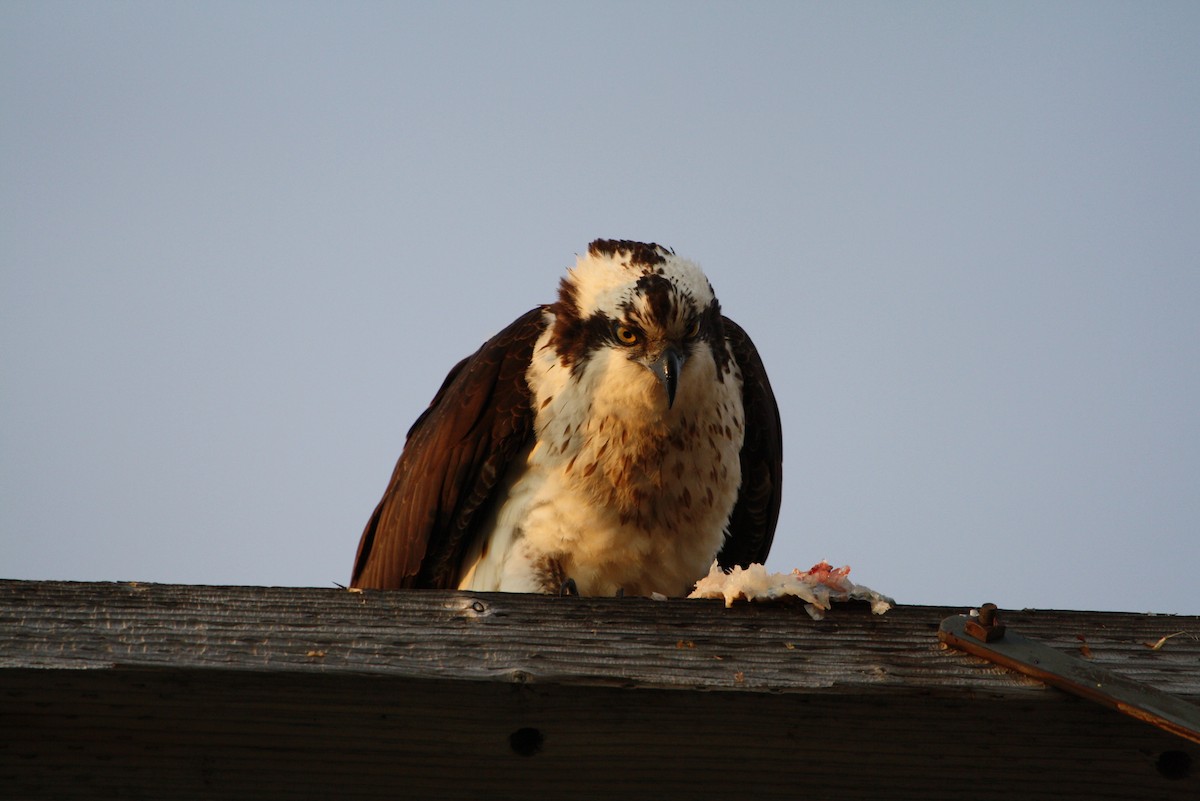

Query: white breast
<box><xmin>458</xmin><ymin>322</ymin><xmax>745</xmax><ymax>597</ymax></box>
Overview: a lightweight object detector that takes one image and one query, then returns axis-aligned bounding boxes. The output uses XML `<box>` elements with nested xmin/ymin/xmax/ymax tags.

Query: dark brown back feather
<box><xmin>351</xmin><ymin>308</ymin><xmax>546</xmax><ymax>589</ymax></box>
<box><xmin>716</xmin><ymin>317</ymin><xmax>783</xmax><ymax>569</ymax></box>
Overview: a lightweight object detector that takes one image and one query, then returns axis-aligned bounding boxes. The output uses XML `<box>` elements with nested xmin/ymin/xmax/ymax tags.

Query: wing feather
<box><xmin>717</xmin><ymin>317</ymin><xmax>783</xmax><ymax>568</ymax></box>
<box><xmin>351</xmin><ymin>308</ymin><xmax>546</xmax><ymax>588</ymax></box>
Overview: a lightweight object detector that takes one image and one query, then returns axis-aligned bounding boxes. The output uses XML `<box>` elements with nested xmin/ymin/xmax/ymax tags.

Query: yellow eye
<box><xmin>685</xmin><ymin>319</ymin><xmax>701</xmax><ymax>339</ymax></box>
<box><xmin>615</xmin><ymin>324</ymin><xmax>640</xmax><ymax>346</ymax></box>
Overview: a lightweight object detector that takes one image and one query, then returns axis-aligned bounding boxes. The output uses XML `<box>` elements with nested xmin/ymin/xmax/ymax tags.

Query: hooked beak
<box><xmin>649</xmin><ymin>346</ymin><xmax>685</xmax><ymax>409</ymax></box>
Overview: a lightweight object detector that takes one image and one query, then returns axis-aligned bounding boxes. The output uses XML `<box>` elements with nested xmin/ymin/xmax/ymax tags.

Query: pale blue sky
<box><xmin>3</xmin><ymin>2</ymin><xmax>1198</xmax><ymax>613</ymax></box>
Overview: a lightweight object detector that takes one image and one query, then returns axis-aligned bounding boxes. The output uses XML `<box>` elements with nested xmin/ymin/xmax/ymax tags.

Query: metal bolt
<box><xmin>965</xmin><ymin>603</ymin><xmax>1006</xmax><ymax>642</ymax></box>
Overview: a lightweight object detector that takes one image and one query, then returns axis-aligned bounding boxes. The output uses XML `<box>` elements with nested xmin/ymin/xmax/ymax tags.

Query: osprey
<box><xmin>352</xmin><ymin>239</ymin><xmax>782</xmax><ymax>597</ymax></box>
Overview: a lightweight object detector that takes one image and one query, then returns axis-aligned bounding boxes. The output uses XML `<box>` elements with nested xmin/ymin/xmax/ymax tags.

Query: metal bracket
<box><xmin>939</xmin><ymin>606</ymin><xmax>1200</xmax><ymax>745</ymax></box>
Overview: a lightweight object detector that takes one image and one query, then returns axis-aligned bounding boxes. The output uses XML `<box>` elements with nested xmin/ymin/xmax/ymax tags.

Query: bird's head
<box><xmin>548</xmin><ymin>239</ymin><xmax>732</xmax><ymax>414</ymax></box>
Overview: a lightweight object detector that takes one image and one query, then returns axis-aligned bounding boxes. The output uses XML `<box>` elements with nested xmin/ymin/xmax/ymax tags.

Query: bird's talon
<box><xmin>559</xmin><ymin>578</ymin><xmax>579</xmax><ymax>597</ymax></box>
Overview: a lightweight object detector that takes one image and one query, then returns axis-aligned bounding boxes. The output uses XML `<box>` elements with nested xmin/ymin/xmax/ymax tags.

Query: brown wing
<box><xmin>351</xmin><ymin>308</ymin><xmax>547</xmax><ymax>589</ymax></box>
<box><xmin>716</xmin><ymin>317</ymin><xmax>783</xmax><ymax>569</ymax></box>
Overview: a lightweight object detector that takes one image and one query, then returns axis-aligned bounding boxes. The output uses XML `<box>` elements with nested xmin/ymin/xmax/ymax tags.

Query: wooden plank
<box><xmin>3</xmin><ymin>580</ymin><xmax>1197</xmax><ymax>695</ymax></box>
<box><xmin>1</xmin><ymin>580</ymin><xmax>1198</xmax><ymax>799</ymax></box>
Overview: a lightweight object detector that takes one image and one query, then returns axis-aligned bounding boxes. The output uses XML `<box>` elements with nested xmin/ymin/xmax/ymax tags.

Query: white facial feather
<box><xmin>567</xmin><ymin>245</ymin><xmax>716</xmax><ymax>321</ymax></box>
